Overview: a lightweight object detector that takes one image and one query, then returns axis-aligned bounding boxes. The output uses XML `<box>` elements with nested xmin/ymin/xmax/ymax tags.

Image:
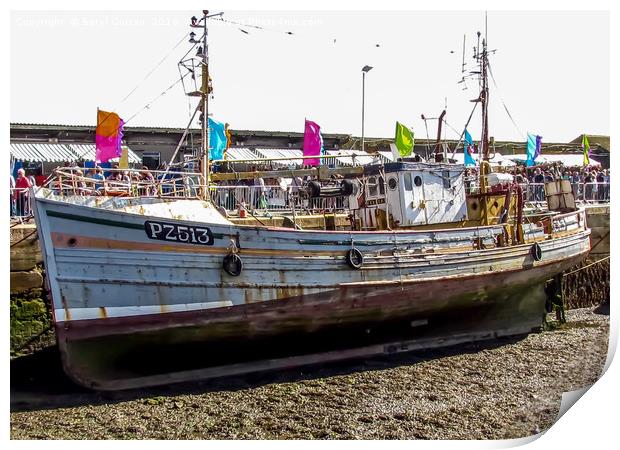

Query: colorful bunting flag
<box><xmin>118</xmin><ymin>147</ymin><xmax>129</xmax><ymax>169</ymax></box>
<box><xmin>394</xmin><ymin>122</ymin><xmax>414</xmax><ymax>157</ymax></box>
<box><xmin>582</xmin><ymin>134</ymin><xmax>590</xmax><ymax>166</ymax></box>
<box><xmin>526</xmin><ymin>133</ymin><xmax>542</xmax><ymax>167</ymax></box>
<box><xmin>534</xmin><ymin>135</ymin><xmax>543</xmax><ymax>161</ymax></box>
<box><xmin>208</xmin><ymin>118</ymin><xmax>227</xmax><ymax>161</ymax></box>
<box><xmin>464</xmin><ymin>129</ymin><xmax>476</xmax><ymax>167</ymax></box>
<box><xmin>303</xmin><ymin>119</ymin><xmax>323</xmax><ymax>167</ymax></box>
<box><xmin>95</xmin><ymin>109</ymin><xmax>124</xmax><ymax>163</ymax></box>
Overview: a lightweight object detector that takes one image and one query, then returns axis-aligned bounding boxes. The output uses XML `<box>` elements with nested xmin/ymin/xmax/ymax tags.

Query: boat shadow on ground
<box><xmin>11</xmin><ymin>334</ymin><xmax>528</xmax><ymax>413</ymax></box>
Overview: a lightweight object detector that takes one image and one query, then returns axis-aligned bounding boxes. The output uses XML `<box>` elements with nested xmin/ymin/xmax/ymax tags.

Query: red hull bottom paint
<box><xmin>55</xmin><ymin>252</ymin><xmax>586</xmax><ymax>390</ymax></box>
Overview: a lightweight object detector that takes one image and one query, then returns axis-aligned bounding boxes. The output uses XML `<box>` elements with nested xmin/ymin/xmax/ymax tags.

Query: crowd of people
<box><xmin>11</xmin><ymin>159</ymin><xmax>611</xmax><ymax>220</ymax></box>
<box><xmin>212</xmin><ymin>165</ymin><xmax>307</xmax><ymax>211</ymax></box>
<box><xmin>10</xmin><ymin>163</ymin><xmax>163</xmax><ymax>218</ymax></box>
<box><xmin>464</xmin><ymin>163</ymin><xmax>610</xmax><ymax>202</ymax></box>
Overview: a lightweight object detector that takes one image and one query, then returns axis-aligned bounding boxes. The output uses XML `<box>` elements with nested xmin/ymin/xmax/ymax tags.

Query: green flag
<box><xmin>395</xmin><ymin>122</ymin><xmax>414</xmax><ymax>157</ymax></box>
<box><xmin>582</xmin><ymin>134</ymin><xmax>590</xmax><ymax>166</ymax></box>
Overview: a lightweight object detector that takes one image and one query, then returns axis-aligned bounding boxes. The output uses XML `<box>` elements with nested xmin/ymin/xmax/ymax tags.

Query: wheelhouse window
<box><xmin>368</xmin><ymin>176</ymin><xmax>378</xmax><ymax>197</ymax></box>
<box><xmin>403</xmin><ymin>173</ymin><xmax>413</xmax><ymax>191</ymax></box>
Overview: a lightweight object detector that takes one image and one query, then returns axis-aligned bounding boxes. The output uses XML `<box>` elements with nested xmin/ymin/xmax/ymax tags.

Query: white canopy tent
<box><xmin>449</xmin><ymin>152</ymin><xmax>516</xmax><ymax>167</ymax></box>
<box><xmin>504</xmin><ymin>153</ymin><xmax>601</xmax><ymax>167</ymax></box>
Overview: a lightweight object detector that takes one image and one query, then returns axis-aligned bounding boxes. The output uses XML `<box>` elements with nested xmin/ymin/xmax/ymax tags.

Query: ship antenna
<box><xmin>458</xmin><ymin>34</ymin><xmax>468</xmax><ymax>90</ymax></box>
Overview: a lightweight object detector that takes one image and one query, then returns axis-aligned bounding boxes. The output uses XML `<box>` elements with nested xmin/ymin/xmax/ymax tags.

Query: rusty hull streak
<box><xmin>98</xmin><ymin>307</ymin><xmax>108</xmax><ymax>319</ymax></box>
<box><xmin>244</xmin><ymin>289</ymin><xmax>253</xmax><ymax>304</ymax></box>
<box><xmin>60</xmin><ymin>293</ymin><xmax>71</xmax><ymax>322</ymax></box>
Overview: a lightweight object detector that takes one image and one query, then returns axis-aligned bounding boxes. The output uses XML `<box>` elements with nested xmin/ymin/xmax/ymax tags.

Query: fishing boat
<box><xmin>33</xmin><ymin>12</ymin><xmax>590</xmax><ymax>390</ymax></box>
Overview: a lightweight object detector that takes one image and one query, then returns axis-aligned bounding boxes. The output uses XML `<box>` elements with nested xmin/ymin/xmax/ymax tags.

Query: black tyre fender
<box><xmin>340</xmin><ymin>179</ymin><xmax>358</xmax><ymax>196</ymax></box>
<box><xmin>531</xmin><ymin>242</ymin><xmax>543</xmax><ymax>261</ymax></box>
<box><xmin>346</xmin><ymin>248</ymin><xmax>364</xmax><ymax>269</ymax></box>
<box><xmin>307</xmin><ymin>181</ymin><xmax>321</xmax><ymax>198</ymax></box>
<box><xmin>223</xmin><ymin>253</ymin><xmax>243</xmax><ymax>276</ymax></box>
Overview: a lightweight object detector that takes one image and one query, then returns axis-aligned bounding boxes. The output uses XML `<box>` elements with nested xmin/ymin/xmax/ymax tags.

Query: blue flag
<box><xmin>526</xmin><ymin>133</ymin><xmax>542</xmax><ymax>167</ymax></box>
<box><xmin>463</xmin><ymin>129</ymin><xmax>476</xmax><ymax>167</ymax></box>
<box><xmin>209</xmin><ymin>118</ymin><xmax>227</xmax><ymax>161</ymax></box>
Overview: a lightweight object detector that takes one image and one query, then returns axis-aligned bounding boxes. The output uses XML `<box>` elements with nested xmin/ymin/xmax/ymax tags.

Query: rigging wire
<box><xmin>449</xmin><ymin>101</ymin><xmax>479</xmax><ymax>160</ymax></box>
<box><xmin>118</xmin><ymin>32</ymin><xmax>190</xmax><ymax>105</ymax></box>
<box><xmin>124</xmin><ymin>71</ymin><xmax>192</xmax><ymax>125</ymax></box>
<box><xmin>96</xmin><ymin>31</ymin><xmax>191</xmax><ymax>133</ymax></box>
<box><xmin>206</xmin><ymin>14</ymin><xmax>383</xmax><ymax>51</ymax></box>
<box><xmin>207</xmin><ymin>16</ymin><xmax>295</xmax><ymax>35</ymax></box>
<box><xmin>487</xmin><ymin>61</ymin><xmax>526</xmax><ymax>140</ymax></box>
<box><xmin>443</xmin><ymin>119</ymin><xmax>464</xmax><ymax>139</ymax></box>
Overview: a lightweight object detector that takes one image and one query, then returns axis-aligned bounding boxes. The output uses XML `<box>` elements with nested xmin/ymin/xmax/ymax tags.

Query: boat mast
<box><xmin>481</xmin><ymin>37</ymin><xmax>489</xmax><ymax>163</ymax></box>
<box><xmin>202</xmin><ymin>12</ymin><xmax>209</xmax><ymax>200</ymax></box>
<box><xmin>199</xmin><ymin>11</ymin><xmax>211</xmax><ymax>201</ymax></box>
<box><xmin>191</xmin><ymin>10</ymin><xmax>221</xmax><ymax>201</ymax></box>
<box><xmin>475</xmin><ymin>23</ymin><xmax>491</xmax><ymax>225</ymax></box>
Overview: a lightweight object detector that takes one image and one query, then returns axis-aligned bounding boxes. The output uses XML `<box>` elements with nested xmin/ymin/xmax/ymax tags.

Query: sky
<box><xmin>10</xmin><ymin>10</ymin><xmax>609</xmax><ymax>143</ymax></box>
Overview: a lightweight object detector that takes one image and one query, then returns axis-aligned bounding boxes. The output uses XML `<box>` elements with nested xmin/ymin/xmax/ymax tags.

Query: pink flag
<box><xmin>95</xmin><ymin>109</ymin><xmax>124</xmax><ymax>163</ymax></box>
<box><xmin>303</xmin><ymin>119</ymin><xmax>323</xmax><ymax>167</ymax></box>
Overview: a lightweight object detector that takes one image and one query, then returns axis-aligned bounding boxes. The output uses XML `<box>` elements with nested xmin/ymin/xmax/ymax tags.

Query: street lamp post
<box><xmin>361</xmin><ymin>65</ymin><xmax>373</xmax><ymax>152</ymax></box>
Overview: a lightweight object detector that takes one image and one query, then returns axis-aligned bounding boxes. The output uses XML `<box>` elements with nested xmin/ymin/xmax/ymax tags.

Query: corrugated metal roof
<box><xmin>10</xmin><ymin>123</ymin><xmax>352</xmax><ymax>140</ymax></box>
<box><xmin>378</xmin><ymin>151</ymin><xmax>395</xmax><ymax>162</ymax></box>
<box><xmin>10</xmin><ymin>142</ymin><xmax>141</xmax><ymax>163</ymax></box>
<box><xmin>254</xmin><ymin>148</ymin><xmax>304</xmax><ymax>166</ymax></box>
<box><xmin>325</xmin><ymin>149</ymin><xmax>380</xmax><ymax>166</ymax></box>
<box><xmin>223</xmin><ymin>148</ymin><xmax>259</xmax><ymax>161</ymax></box>
<box><xmin>11</xmin><ymin>143</ymin><xmax>78</xmax><ymax>162</ymax></box>
<box><xmin>66</xmin><ymin>144</ymin><xmax>141</xmax><ymax>164</ymax></box>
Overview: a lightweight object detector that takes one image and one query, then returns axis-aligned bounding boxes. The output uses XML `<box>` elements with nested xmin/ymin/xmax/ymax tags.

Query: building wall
<box><xmin>10</xmin><ymin>124</ymin><xmax>609</xmax><ymax>169</ymax></box>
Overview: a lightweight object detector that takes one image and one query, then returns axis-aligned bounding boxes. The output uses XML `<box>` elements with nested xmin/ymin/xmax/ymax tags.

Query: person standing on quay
<box><xmin>14</xmin><ymin>168</ymin><xmax>32</xmax><ymax>217</ymax></box>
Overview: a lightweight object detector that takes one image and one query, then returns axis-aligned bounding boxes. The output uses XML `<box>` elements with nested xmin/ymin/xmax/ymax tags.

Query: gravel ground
<box><xmin>10</xmin><ymin>306</ymin><xmax>609</xmax><ymax>440</ymax></box>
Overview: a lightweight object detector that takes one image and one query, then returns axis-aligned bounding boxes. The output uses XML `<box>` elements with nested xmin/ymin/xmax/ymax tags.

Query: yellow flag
<box><xmin>582</xmin><ymin>134</ymin><xmax>590</xmax><ymax>166</ymax></box>
<box><xmin>395</xmin><ymin>122</ymin><xmax>414</xmax><ymax>157</ymax></box>
<box><xmin>119</xmin><ymin>147</ymin><xmax>129</xmax><ymax>169</ymax></box>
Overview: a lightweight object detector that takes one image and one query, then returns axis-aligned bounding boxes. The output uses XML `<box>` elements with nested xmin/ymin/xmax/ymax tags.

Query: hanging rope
<box><xmin>562</xmin><ymin>256</ymin><xmax>610</xmax><ymax>277</ymax></box>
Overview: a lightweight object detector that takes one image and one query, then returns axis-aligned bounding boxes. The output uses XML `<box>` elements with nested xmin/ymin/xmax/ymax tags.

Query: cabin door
<box><xmin>403</xmin><ymin>172</ymin><xmax>427</xmax><ymax>226</ymax></box>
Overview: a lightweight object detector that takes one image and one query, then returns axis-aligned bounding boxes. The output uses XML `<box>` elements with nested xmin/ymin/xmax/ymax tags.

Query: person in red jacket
<box><xmin>14</xmin><ymin>168</ymin><xmax>32</xmax><ymax>216</ymax></box>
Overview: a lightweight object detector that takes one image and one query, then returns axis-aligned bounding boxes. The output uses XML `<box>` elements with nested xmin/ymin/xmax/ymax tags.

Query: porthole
<box><xmin>414</xmin><ymin>176</ymin><xmax>422</xmax><ymax>187</ymax></box>
<box><xmin>388</xmin><ymin>177</ymin><xmax>398</xmax><ymax>190</ymax></box>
